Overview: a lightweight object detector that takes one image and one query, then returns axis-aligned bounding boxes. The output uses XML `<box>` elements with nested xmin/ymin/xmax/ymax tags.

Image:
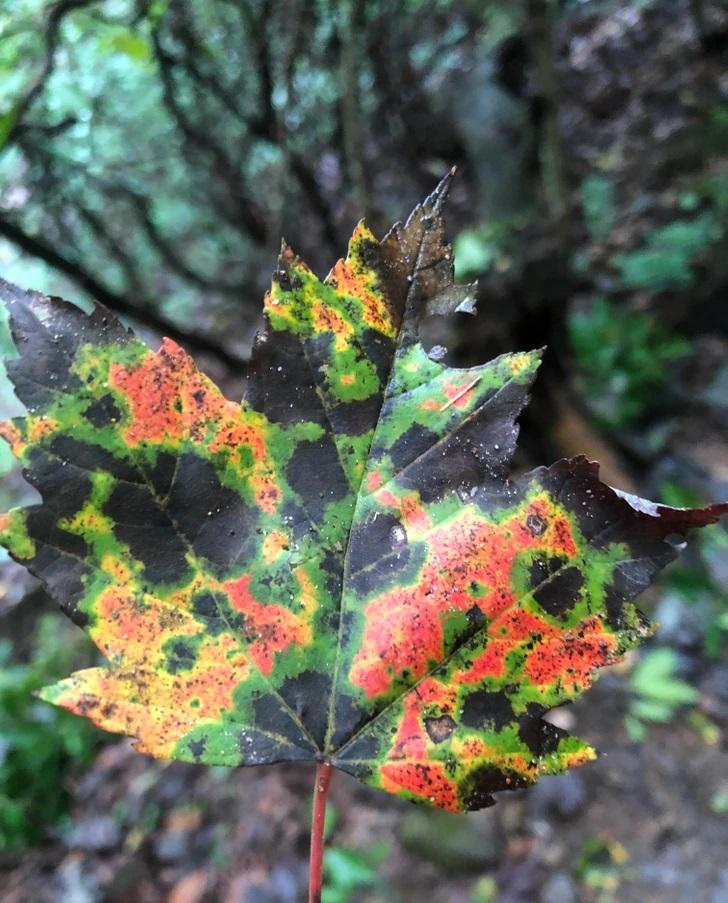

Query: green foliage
<box><xmin>0</xmin><ymin>614</ymin><xmax>102</xmax><ymax>848</ymax></box>
<box><xmin>568</xmin><ymin>297</ymin><xmax>690</xmax><ymax>426</ymax></box>
<box><xmin>100</xmin><ymin>27</ymin><xmax>153</xmax><ymax>65</ymax></box>
<box><xmin>575</xmin><ymin>835</ymin><xmax>628</xmax><ymax>896</ymax></box>
<box><xmin>323</xmin><ymin>841</ymin><xmax>389</xmax><ymax>903</ymax></box>
<box><xmin>612</xmin><ymin>211</ymin><xmax>723</xmax><ymax>291</ymax></box>
<box><xmin>625</xmin><ymin>647</ymin><xmax>698</xmax><ymax>742</ymax></box>
<box><xmin>316</xmin><ymin>800</ymin><xmax>391</xmax><ymax>902</ymax></box>
<box><xmin>581</xmin><ymin>174</ymin><xmax>616</xmax><ymax>241</ymax></box>
<box><xmin>470</xmin><ymin>876</ymin><xmax>498</xmax><ymax>903</ymax></box>
<box><xmin>453</xmin><ymin>221</ymin><xmax>514</xmax><ymax>279</ymax></box>
<box><xmin>709</xmin><ymin>787</ymin><xmax>728</xmax><ymax>815</ymax></box>
<box><xmin>702</xmin><ymin>104</ymin><xmax>728</xmax><ymax>156</ymax></box>
<box><xmin>0</xmin><ymin>102</ymin><xmax>20</xmax><ymax>153</ymax></box>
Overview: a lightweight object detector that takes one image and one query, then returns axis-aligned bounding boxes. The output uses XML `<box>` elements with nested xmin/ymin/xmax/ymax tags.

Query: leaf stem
<box><xmin>309</xmin><ymin>760</ymin><xmax>333</xmax><ymax>903</ymax></box>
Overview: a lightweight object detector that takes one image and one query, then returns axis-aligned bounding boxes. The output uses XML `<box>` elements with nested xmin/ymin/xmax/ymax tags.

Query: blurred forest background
<box><xmin>0</xmin><ymin>0</ymin><xmax>727</xmax><ymax>901</ymax></box>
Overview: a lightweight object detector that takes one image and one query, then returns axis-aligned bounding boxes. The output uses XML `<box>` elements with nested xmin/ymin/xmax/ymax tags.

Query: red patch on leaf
<box><xmin>524</xmin><ymin>616</ymin><xmax>617</xmax><ymax>693</ymax></box>
<box><xmin>350</xmin><ymin>496</ymin><xmax>578</xmax><ymax>697</ymax></box>
<box><xmin>110</xmin><ymin>340</ymin><xmax>280</xmax><ymax>511</ymax></box>
<box><xmin>380</xmin><ymin>761</ymin><xmax>460</xmax><ymax>811</ymax></box>
<box><xmin>223</xmin><ymin>575</ymin><xmax>311</xmax><ymax>675</ymax></box>
<box><xmin>111</xmin><ymin>340</ymin><xmax>202</xmax><ymax>444</ymax></box>
<box><xmin>379</xmin><ymin>677</ymin><xmax>460</xmax><ymax>808</ymax></box>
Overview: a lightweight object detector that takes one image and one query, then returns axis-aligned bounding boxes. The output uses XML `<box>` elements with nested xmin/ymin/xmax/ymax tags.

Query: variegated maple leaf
<box><xmin>1</xmin><ymin>174</ymin><xmax>725</xmax><ymax>814</ymax></box>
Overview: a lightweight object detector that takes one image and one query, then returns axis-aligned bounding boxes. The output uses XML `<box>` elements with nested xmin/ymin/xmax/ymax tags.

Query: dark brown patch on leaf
<box><xmin>424</xmin><ymin>714</ymin><xmax>456</xmax><ymax>744</ymax></box>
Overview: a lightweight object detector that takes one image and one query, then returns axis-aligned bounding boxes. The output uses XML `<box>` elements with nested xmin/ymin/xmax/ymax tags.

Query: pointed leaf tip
<box><xmin>428</xmin><ymin>167</ymin><xmax>457</xmax><ymax>213</ymax></box>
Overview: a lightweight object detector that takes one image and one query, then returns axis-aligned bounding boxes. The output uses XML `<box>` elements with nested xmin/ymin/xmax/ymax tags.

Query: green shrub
<box><xmin>323</xmin><ymin>840</ymin><xmax>389</xmax><ymax>903</ymax></box>
<box><xmin>453</xmin><ymin>220</ymin><xmax>515</xmax><ymax>279</ymax></box>
<box><xmin>625</xmin><ymin>647</ymin><xmax>698</xmax><ymax>742</ymax></box>
<box><xmin>581</xmin><ymin>174</ymin><xmax>616</xmax><ymax>240</ymax></box>
<box><xmin>568</xmin><ymin>297</ymin><xmax>689</xmax><ymax>427</ymax></box>
<box><xmin>613</xmin><ymin>211</ymin><xmax>723</xmax><ymax>291</ymax></box>
<box><xmin>0</xmin><ymin>613</ymin><xmax>103</xmax><ymax>848</ymax></box>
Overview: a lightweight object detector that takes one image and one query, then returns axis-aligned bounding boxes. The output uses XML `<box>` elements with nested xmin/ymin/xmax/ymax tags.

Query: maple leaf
<box><xmin>0</xmin><ymin>172</ymin><xmax>725</xmax><ymax>824</ymax></box>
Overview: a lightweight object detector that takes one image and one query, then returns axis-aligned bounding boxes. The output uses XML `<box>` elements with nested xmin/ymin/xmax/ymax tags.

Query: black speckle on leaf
<box><xmin>187</xmin><ymin>736</ymin><xmax>207</xmax><ymax>762</ymax></box>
